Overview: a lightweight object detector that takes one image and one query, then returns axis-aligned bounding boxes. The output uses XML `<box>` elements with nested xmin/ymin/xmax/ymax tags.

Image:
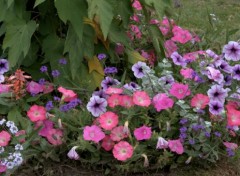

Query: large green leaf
<box><xmin>64</xmin><ymin>25</ymin><xmax>83</xmax><ymax>79</ymax></box>
<box><xmin>143</xmin><ymin>0</ymin><xmax>170</xmax><ymax>19</ymax></box>
<box><xmin>116</xmin><ymin>0</ymin><xmax>133</xmax><ymax>28</ymax></box>
<box><xmin>34</xmin><ymin>0</ymin><xmax>46</xmax><ymax>8</ymax></box>
<box><xmin>55</xmin><ymin>0</ymin><xmax>87</xmax><ymax>41</ymax></box>
<box><xmin>3</xmin><ymin>20</ymin><xmax>37</xmax><ymax>67</ymax></box>
<box><xmin>87</xmin><ymin>0</ymin><xmax>114</xmax><ymax>40</ymax></box>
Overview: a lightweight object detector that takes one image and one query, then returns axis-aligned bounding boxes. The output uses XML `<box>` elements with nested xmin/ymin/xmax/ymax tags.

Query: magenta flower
<box><xmin>152</xmin><ymin>93</ymin><xmax>174</xmax><ymax>112</ymax></box>
<box><xmin>169</xmin><ymin>83</ymin><xmax>191</xmax><ymax>99</ymax></box>
<box><xmin>170</xmin><ymin>52</ymin><xmax>187</xmax><ymax>67</ymax></box>
<box><xmin>223</xmin><ymin>41</ymin><xmax>240</xmax><ymax>61</ymax></box>
<box><xmin>83</xmin><ymin>125</ymin><xmax>105</xmax><ymax>143</ymax></box>
<box><xmin>168</xmin><ymin>139</ymin><xmax>184</xmax><ymax>154</ymax></box>
<box><xmin>206</xmin><ymin>67</ymin><xmax>224</xmax><ymax>84</ymax></box>
<box><xmin>26</xmin><ymin>81</ymin><xmax>44</xmax><ymax>94</ymax></box>
<box><xmin>134</xmin><ymin>126</ymin><xmax>152</xmax><ymax>141</ymax></box>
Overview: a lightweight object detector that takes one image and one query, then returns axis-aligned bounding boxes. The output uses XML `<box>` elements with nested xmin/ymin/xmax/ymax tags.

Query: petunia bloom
<box><xmin>133</xmin><ymin>91</ymin><xmax>151</xmax><ymax>107</ymax></box>
<box><xmin>113</xmin><ymin>141</ymin><xmax>134</xmax><ymax>161</ymax></box>
<box><xmin>67</xmin><ymin>146</ymin><xmax>79</xmax><ymax>160</ymax></box>
<box><xmin>99</xmin><ymin>111</ymin><xmax>119</xmax><ymax>130</ymax></box>
<box><xmin>191</xmin><ymin>94</ymin><xmax>209</xmax><ymax>109</ymax></box>
<box><xmin>83</xmin><ymin>125</ymin><xmax>105</xmax><ymax>143</ymax></box>
<box><xmin>134</xmin><ymin>126</ymin><xmax>152</xmax><ymax>141</ymax></box>
<box><xmin>152</xmin><ymin>93</ymin><xmax>174</xmax><ymax>112</ymax></box>
<box><xmin>110</xmin><ymin>126</ymin><xmax>128</xmax><ymax>142</ymax></box>
<box><xmin>156</xmin><ymin>137</ymin><xmax>168</xmax><ymax>149</ymax></box>
<box><xmin>0</xmin><ymin>131</ymin><xmax>11</xmax><ymax>147</ymax></box>
<box><xmin>27</xmin><ymin>105</ymin><xmax>46</xmax><ymax>122</ymax></box>
<box><xmin>26</xmin><ymin>81</ymin><xmax>44</xmax><ymax>94</ymax></box>
<box><xmin>169</xmin><ymin>83</ymin><xmax>191</xmax><ymax>99</ymax></box>
<box><xmin>87</xmin><ymin>96</ymin><xmax>107</xmax><ymax>117</ymax></box>
<box><xmin>223</xmin><ymin>41</ymin><xmax>240</xmax><ymax>61</ymax></box>
<box><xmin>168</xmin><ymin>139</ymin><xmax>184</xmax><ymax>154</ymax></box>
<box><xmin>101</xmin><ymin>135</ymin><xmax>115</xmax><ymax>151</ymax></box>
<box><xmin>58</xmin><ymin>87</ymin><xmax>77</xmax><ymax>102</ymax></box>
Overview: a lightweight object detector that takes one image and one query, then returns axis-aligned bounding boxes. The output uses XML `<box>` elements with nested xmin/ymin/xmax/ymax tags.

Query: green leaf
<box><xmin>87</xmin><ymin>0</ymin><xmax>114</xmax><ymax>40</ymax></box>
<box><xmin>7</xmin><ymin>0</ymin><xmax>14</xmax><ymax>8</ymax></box>
<box><xmin>117</xmin><ymin>0</ymin><xmax>133</xmax><ymax>28</ymax></box>
<box><xmin>126</xmin><ymin>49</ymin><xmax>146</xmax><ymax>64</ymax></box>
<box><xmin>143</xmin><ymin>0</ymin><xmax>170</xmax><ymax>19</ymax></box>
<box><xmin>55</xmin><ymin>0</ymin><xmax>87</xmax><ymax>41</ymax></box>
<box><xmin>7</xmin><ymin>107</ymin><xmax>22</xmax><ymax>125</ymax></box>
<box><xmin>64</xmin><ymin>25</ymin><xmax>83</xmax><ymax>79</ymax></box>
<box><xmin>3</xmin><ymin>20</ymin><xmax>37</xmax><ymax>67</ymax></box>
<box><xmin>34</xmin><ymin>0</ymin><xmax>46</xmax><ymax>8</ymax></box>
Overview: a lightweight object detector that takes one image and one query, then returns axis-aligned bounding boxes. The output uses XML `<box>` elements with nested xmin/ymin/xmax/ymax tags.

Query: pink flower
<box><xmin>101</xmin><ymin>135</ymin><xmax>115</xmax><ymax>151</ymax></box>
<box><xmin>159</xmin><ymin>17</ymin><xmax>175</xmax><ymax>35</ymax></box>
<box><xmin>168</xmin><ymin>139</ymin><xmax>184</xmax><ymax>154</ymax></box>
<box><xmin>180</xmin><ymin>68</ymin><xmax>194</xmax><ymax>79</ymax></box>
<box><xmin>130</xmin><ymin>15</ymin><xmax>140</xmax><ymax>23</ymax></box>
<box><xmin>43</xmin><ymin>82</ymin><xmax>54</xmax><ymax>94</ymax></box>
<box><xmin>110</xmin><ymin>126</ymin><xmax>128</xmax><ymax>142</ymax></box>
<box><xmin>15</xmin><ymin>130</ymin><xmax>26</xmax><ymax>143</ymax></box>
<box><xmin>67</xmin><ymin>146</ymin><xmax>79</xmax><ymax>160</ymax></box>
<box><xmin>99</xmin><ymin>111</ymin><xmax>119</xmax><ymax>130</ymax></box>
<box><xmin>150</xmin><ymin>19</ymin><xmax>159</xmax><ymax>24</ymax></box>
<box><xmin>107</xmin><ymin>94</ymin><xmax>121</xmax><ymax>108</ymax></box>
<box><xmin>0</xmin><ymin>131</ymin><xmax>11</xmax><ymax>147</ymax></box>
<box><xmin>132</xmin><ymin>0</ymin><xmax>142</xmax><ymax>10</ymax></box>
<box><xmin>169</xmin><ymin>83</ymin><xmax>191</xmax><ymax>99</ymax></box>
<box><xmin>172</xmin><ymin>26</ymin><xmax>192</xmax><ymax>44</ymax></box>
<box><xmin>83</xmin><ymin>125</ymin><xmax>105</xmax><ymax>143</ymax></box>
<box><xmin>227</xmin><ymin>108</ymin><xmax>240</xmax><ymax>126</ymax></box>
<box><xmin>130</xmin><ymin>25</ymin><xmax>142</xmax><ymax>39</ymax></box>
<box><xmin>191</xmin><ymin>94</ymin><xmax>209</xmax><ymax>109</ymax></box>
<box><xmin>26</xmin><ymin>81</ymin><xmax>44</xmax><ymax>94</ymax></box>
<box><xmin>37</xmin><ymin>120</ymin><xmax>54</xmax><ymax>137</ymax></box>
<box><xmin>133</xmin><ymin>91</ymin><xmax>151</xmax><ymax>107</ymax></box>
<box><xmin>223</xmin><ymin>142</ymin><xmax>238</xmax><ymax>150</ymax></box>
<box><xmin>58</xmin><ymin>87</ymin><xmax>77</xmax><ymax>102</ymax></box>
<box><xmin>0</xmin><ymin>164</ymin><xmax>6</xmax><ymax>173</ymax></box>
<box><xmin>46</xmin><ymin>128</ymin><xmax>63</xmax><ymax>146</ymax></box>
<box><xmin>113</xmin><ymin>141</ymin><xmax>134</xmax><ymax>161</ymax></box>
<box><xmin>115</xmin><ymin>43</ymin><xmax>125</xmax><ymax>55</ymax></box>
<box><xmin>152</xmin><ymin>93</ymin><xmax>174</xmax><ymax>112</ymax></box>
<box><xmin>206</xmin><ymin>67</ymin><xmax>224</xmax><ymax>84</ymax></box>
<box><xmin>0</xmin><ymin>84</ymin><xmax>10</xmax><ymax>94</ymax></box>
<box><xmin>164</xmin><ymin>40</ymin><xmax>178</xmax><ymax>57</ymax></box>
<box><xmin>120</xmin><ymin>95</ymin><xmax>134</xmax><ymax>108</ymax></box>
<box><xmin>156</xmin><ymin>137</ymin><xmax>168</xmax><ymax>149</ymax></box>
<box><xmin>134</xmin><ymin>126</ymin><xmax>152</xmax><ymax>141</ymax></box>
<box><xmin>105</xmin><ymin>87</ymin><xmax>123</xmax><ymax>95</ymax></box>
<box><xmin>27</xmin><ymin>105</ymin><xmax>46</xmax><ymax>122</ymax></box>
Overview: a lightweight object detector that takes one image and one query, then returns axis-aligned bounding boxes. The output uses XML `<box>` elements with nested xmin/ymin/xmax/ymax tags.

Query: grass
<box><xmin>173</xmin><ymin>0</ymin><xmax>240</xmax><ymax>50</ymax></box>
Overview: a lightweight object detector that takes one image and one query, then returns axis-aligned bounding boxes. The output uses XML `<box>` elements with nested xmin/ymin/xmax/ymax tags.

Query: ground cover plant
<box><xmin>0</xmin><ymin>0</ymin><xmax>240</xmax><ymax>175</ymax></box>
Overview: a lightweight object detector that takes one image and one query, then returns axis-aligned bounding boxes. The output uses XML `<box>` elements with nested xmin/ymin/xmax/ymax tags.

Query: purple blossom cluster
<box><xmin>59</xmin><ymin>98</ymin><xmax>82</xmax><ymax>112</ymax></box>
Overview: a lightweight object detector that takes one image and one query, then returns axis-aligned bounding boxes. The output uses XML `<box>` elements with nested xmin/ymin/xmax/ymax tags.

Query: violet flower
<box><xmin>0</xmin><ymin>75</ymin><xmax>4</xmax><ymax>83</ymax></box>
<box><xmin>207</xmin><ymin>85</ymin><xmax>228</xmax><ymax>103</ymax></box>
<box><xmin>132</xmin><ymin>61</ymin><xmax>150</xmax><ymax>78</ymax></box>
<box><xmin>170</xmin><ymin>52</ymin><xmax>187</xmax><ymax>67</ymax></box>
<box><xmin>40</xmin><ymin>66</ymin><xmax>48</xmax><ymax>73</ymax></box>
<box><xmin>92</xmin><ymin>89</ymin><xmax>108</xmax><ymax>99</ymax></box>
<box><xmin>215</xmin><ymin>60</ymin><xmax>232</xmax><ymax>73</ymax></box>
<box><xmin>232</xmin><ymin>64</ymin><xmax>240</xmax><ymax>80</ymax></box>
<box><xmin>209</xmin><ymin>101</ymin><xmax>224</xmax><ymax>115</ymax></box>
<box><xmin>104</xmin><ymin>67</ymin><xmax>118</xmax><ymax>74</ymax></box>
<box><xmin>59</xmin><ymin>58</ymin><xmax>67</xmax><ymax>65</ymax></box>
<box><xmin>156</xmin><ymin>137</ymin><xmax>168</xmax><ymax>149</ymax></box>
<box><xmin>123</xmin><ymin>82</ymin><xmax>140</xmax><ymax>91</ymax></box>
<box><xmin>101</xmin><ymin>77</ymin><xmax>120</xmax><ymax>90</ymax></box>
<box><xmin>223</xmin><ymin>41</ymin><xmax>240</xmax><ymax>61</ymax></box>
<box><xmin>52</xmin><ymin>70</ymin><xmax>60</xmax><ymax>77</ymax></box>
<box><xmin>0</xmin><ymin>59</ymin><xmax>9</xmax><ymax>74</ymax></box>
<box><xmin>86</xmin><ymin>96</ymin><xmax>107</xmax><ymax>117</ymax></box>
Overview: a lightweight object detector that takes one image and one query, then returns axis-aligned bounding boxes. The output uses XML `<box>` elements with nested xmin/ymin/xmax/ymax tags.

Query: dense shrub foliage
<box><xmin>0</xmin><ymin>0</ymin><xmax>240</xmax><ymax>175</ymax></box>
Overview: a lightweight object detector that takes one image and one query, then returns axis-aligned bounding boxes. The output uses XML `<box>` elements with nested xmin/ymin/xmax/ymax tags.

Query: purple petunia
<box><xmin>206</xmin><ymin>49</ymin><xmax>218</xmax><ymax>60</ymax></box>
<box><xmin>123</xmin><ymin>82</ymin><xmax>140</xmax><ymax>91</ymax></box>
<box><xmin>86</xmin><ymin>96</ymin><xmax>107</xmax><ymax>117</ymax></box>
<box><xmin>224</xmin><ymin>75</ymin><xmax>232</xmax><ymax>86</ymax></box>
<box><xmin>40</xmin><ymin>66</ymin><xmax>48</xmax><ymax>73</ymax></box>
<box><xmin>209</xmin><ymin>101</ymin><xmax>224</xmax><ymax>115</ymax></box>
<box><xmin>207</xmin><ymin>85</ymin><xmax>228</xmax><ymax>103</ymax></box>
<box><xmin>132</xmin><ymin>61</ymin><xmax>150</xmax><ymax>78</ymax></box>
<box><xmin>0</xmin><ymin>59</ymin><xmax>9</xmax><ymax>74</ymax></box>
<box><xmin>170</xmin><ymin>52</ymin><xmax>187</xmax><ymax>67</ymax></box>
<box><xmin>158</xmin><ymin>75</ymin><xmax>175</xmax><ymax>87</ymax></box>
<box><xmin>223</xmin><ymin>41</ymin><xmax>240</xmax><ymax>61</ymax></box>
<box><xmin>92</xmin><ymin>89</ymin><xmax>108</xmax><ymax>99</ymax></box>
<box><xmin>101</xmin><ymin>76</ymin><xmax>120</xmax><ymax>90</ymax></box>
<box><xmin>104</xmin><ymin>67</ymin><xmax>118</xmax><ymax>74</ymax></box>
<box><xmin>52</xmin><ymin>70</ymin><xmax>60</xmax><ymax>77</ymax></box>
<box><xmin>232</xmin><ymin>64</ymin><xmax>240</xmax><ymax>80</ymax></box>
<box><xmin>215</xmin><ymin>60</ymin><xmax>232</xmax><ymax>73</ymax></box>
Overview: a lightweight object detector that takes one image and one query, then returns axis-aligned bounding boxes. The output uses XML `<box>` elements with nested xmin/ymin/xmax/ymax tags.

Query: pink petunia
<box><xmin>0</xmin><ymin>131</ymin><xmax>11</xmax><ymax>147</ymax></box>
<box><xmin>223</xmin><ymin>142</ymin><xmax>238</xmax><ymax>150</ymax></box>
<box><xmin>152</xmin><ymin>93</ymin><xmax>174</xmax><ymax>112</ymax></box>
<box><xmin>119</xmin><ymin>95</ymin><xmax>134</xmax><ymax>108</ymax></box>
<box><xmin>113</xmin><ymin>141</ymin><xmax>134</xmax><ymax>161</ymax></box>
<box><xmin>26</xmin><ymin>81</ymin><xmax>44</xmax><ymax>94</ymax></box>
<box><xmin>105</xmin><ymin>87</ymin><xmax>123</xmax><ymax>95</ymax></box>
<box><xmin>27</xmin><ymin>105</ymin><xmax>46</xmax><ymax>122</ymax></box>
<box><xmin>168</xmin><ymin>139</ymin><xmax>184</xmax><ymax>154</ymax></box>
<box><xmin>134</xmin><ymin>126</ymin><xmax>152</xmax><ymax>141</ymax></box>
<box><xmin>180</xmin><ymin>68</ymin><xmax>194</xmax><ymax>79</ymax></box>
<box><xmin>99</xmin><ymin>111</ymin><xmax>119</xmax><ymax>130</ymax></box>
<box><xmin>172</xmin><ymin>26</ymin><xmax>192</xmax><ymax>44</ymax></box>
<box><xmin>133</xmin><ymin>91</ymin><xmax>151</xmax><ymax>107</ymax></box>
<box><xmin>46</xmin><ymin>128</ymin><xmax>63</xmax><ymax>146</ymax></box>
<box><xmin>43</xmin><ymin>82</ymin><xmax>54</xmax><ymax>94</ymax></box>
<box><xmin>164</xmin><ymin>40</ymin><xmax>178</xmax><ymax>57</ymax></box>
<box><xmin>83</xmin><ymin>125</ymin><xmax>105</xmax><ymax>143</ymax></box>
<box><xmin>0</xmin><ymin>164</ymin><xmax>7</xmax><ymax>173</ymax></box>
<box><xmin>226</xmin><ymin>108</ymin><xmax>240</xmax><ymax>126</ymax></box>
<box><xmin>58</xmin><ymin>87</ymin><xmax>77</xmax><ymax>102</ymax></box>
<box><xmin>37</xmin><ymin>120</ymin><xmax>54</xmax><ymax>137</ymax></box>
<box><xmin>190</xmin><ymin>94</ymin><xmax>209</xmax><ymax>109</ymax></box>
<box><xmin>169</xmin><ymin>83</ymin><xmax>191</xmax><ymax>99</ymax></box>
<box><xmin>107</xmin><ymin>94</ymin><xmax>121</xmax><ymax>108</ymax></box>
<box><xmin>132</xmin><ymin>0</ymin><xmax>142</xmax><ymax>10</ymax></box>
<box><xmin>159</xmin><ymin>17</ymin><xmax>175</xmax><ymax>36</ymax></box>
<box><xmin>101</xmin><ymin>135</ymin><xmax>115</xmax><ymax>151</ymax></box>
<box><xmin>110</xmin><ymin>126</ymin><xmax>128</xmax><ymax>142</ymax></box>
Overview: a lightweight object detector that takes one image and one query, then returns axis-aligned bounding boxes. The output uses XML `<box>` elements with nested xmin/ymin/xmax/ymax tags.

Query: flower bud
<box><xmin>67</xmin><ymin>146</ymin><xmax>79</xmax><ymax>160</ymax></box>
<box><xmin>156</xmin><ymin>137</ymin><xmax>168</xmax><ymax>149</ymax></box>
